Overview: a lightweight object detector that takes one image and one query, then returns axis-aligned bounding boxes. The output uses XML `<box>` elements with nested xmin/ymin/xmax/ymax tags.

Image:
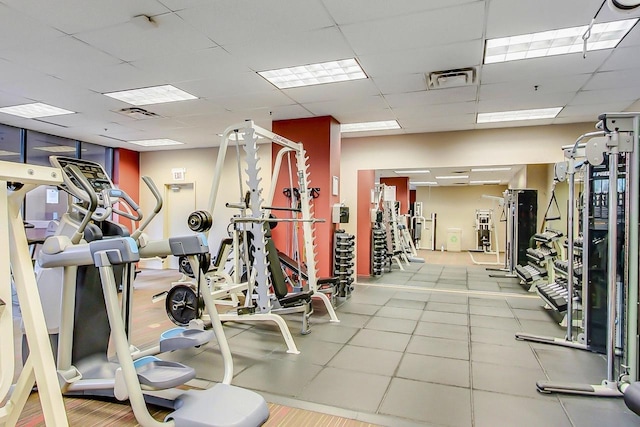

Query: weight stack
<box><xmin>371</xmin><ymin>224</ymin><xmax>388</xmax><ymax>276</ymax></box>
<box><xmin>334</xmin><ymin>229</ymin><xmax>355</xmax><ymax>299</ymax></box>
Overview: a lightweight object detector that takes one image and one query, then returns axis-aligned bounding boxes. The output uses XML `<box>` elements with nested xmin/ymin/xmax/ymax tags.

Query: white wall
<box><xmin>138</xmin><ymin>143</ymin><xmax>273</xmax><ymax>268</ymax></box>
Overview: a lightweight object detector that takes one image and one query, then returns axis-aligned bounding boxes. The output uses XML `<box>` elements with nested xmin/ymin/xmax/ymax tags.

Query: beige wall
<box><xmin>138</xmin><ymin>144</ymin><xmax>272</xmax><ymax>268</ymax></box>
<box><xmin>416</xmin><ymin>184</ymin><xmax>508</xmax><ymax>251</ymax></box>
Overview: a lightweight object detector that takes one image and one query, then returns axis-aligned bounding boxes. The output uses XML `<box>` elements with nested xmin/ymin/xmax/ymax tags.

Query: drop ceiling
<box><xmin>0</xmin><ymin>0</ymin><xmax>638</xmax><ymax>151</ymax></box>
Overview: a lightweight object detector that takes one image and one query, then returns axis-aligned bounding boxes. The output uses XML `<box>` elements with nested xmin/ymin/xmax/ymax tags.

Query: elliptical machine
<box><xmin>33</xmin><ymin>156</ymin><xmax>269</xmax><ymax>426</ymax></box>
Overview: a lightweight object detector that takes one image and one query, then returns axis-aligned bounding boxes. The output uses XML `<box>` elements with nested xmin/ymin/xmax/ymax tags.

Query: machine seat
<box><xmin>279</xmin><ymin>290</ymin><xmax>313</xmax><ymax>307</ymax></box>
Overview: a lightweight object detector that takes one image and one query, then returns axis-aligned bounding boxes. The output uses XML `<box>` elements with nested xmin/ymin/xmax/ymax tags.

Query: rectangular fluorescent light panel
<box><xmin>0</xmin><ymin>150</ymin><xmax>20</xmax><ymax>156</ymax></box>
<box><xmin>0</xmin><ymin>102</ymin><xmax>75</xmax><ymax>118</ymax></box>
<box><xmin>412</xmin><ymin>181</ymin><xmax>438</xmax><ymax>185</ymax></box>
<box><xmin>470</xmin><ymin>180</ymin><xmax>501</xmax><ymax>184</ymax></box>
<box><xmin>341</xmin><ymin>120</ymin><xmax>400</xmax><ymax>133</ymax></box>
<box><xmin>104</xmin><ymin>85</ymin><xmax>197</xmax><ymax>106</ymax></box>
<box><xmin>485</xmin><ymin>18</ymin><xmax>638</xmax><ymax>64</ymax></box>
<box><xmin>477</xmin><ymin>107</ymin><xmax>562</xmax><ymax>123</ymax></box>
<box><xmin>436</xmin><ymin>175</ymin><xmax>469</xmax><ymax>180</ymax></box>
<box><xmin>471</xmin><ymin>167</ymin><xmax>512</xmax><ymax>172</ymax></box>
<box><xmin>127</xmin><ymin>138</ymin><xmax>184</xmax><ymax>147</ymax></box>
<box><xmin>258</xmin><ymin>58</ymin><xmax>367</xmax><ymax>89</ymax></box>
<box><xmin>33</xmin><ymin>145</ymin><xmax>77</xmax><ymax>153</ymax></box>
<box><xmin>395</xmin><ymin>170</ymin><xmax>430</xmax><ymax>174</ymax></box>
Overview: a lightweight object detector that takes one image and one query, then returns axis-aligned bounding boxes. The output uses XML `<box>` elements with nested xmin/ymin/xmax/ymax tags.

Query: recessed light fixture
<box><xmin>258</xmin><ymin>58</ymin><xmax>367</xmax><ymax>89</ymax></box>
<box><xmin>411</xmin><ymin>181</ymin><xmax>438</xmax><ymax>185</ymax></box>
<box><xmin>33</xmin><ymin>146</ymin><xmax>77</xmax><ymax>153</ymax></box>
<box><xmin>436</xmin><ymin>175</ymin><xmax>469</xmax><ymax>180</ymax></box>
<box><xmin>470</xmin><ymin>180</ymin><xmax>501</xmax><ymax>184</ymax></box>
<box><xmin>341</xmin><ymin>120</ymin><xmax>401</xmax><ymax>133</ymax></box>
<box><xmin>127</xmin><ymin>138</ymin><xmax>184</xmax><ymax>147</ymax></box>
<box><xmin>395</xmin><ymin>170</ymin><xmax>430</xmax><ymax>174</ymax></box>
<box><xmin>0</xmin><ymin>102</ymin><xmax>75</xmax><ymax>119</ymax></box>
<box><xmin>471</xmin><ymin>167</ymin><xmax>512</xmax><ymax>172</ymax></box>
<box><xmin>484</xmin><ymin>18</ymin><xmax>638</xmax><ymax>64</ymax></box>
<box><xmin>0</xmin><ymin>150</ymin><xmax>20</xmax><ymax>156</ymax></box>
<box><xmin>477</xmin><ymin>107</ymin><xmax>562</xmax><ymax>123</ymax></box>
<box><xmin>104</xmin><ymin>85</ymin><xmax>197</xmax><ymax>106</ymax></box>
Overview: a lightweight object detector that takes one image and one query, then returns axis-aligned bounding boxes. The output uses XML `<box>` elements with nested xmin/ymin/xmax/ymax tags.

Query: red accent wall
<box><xmin>112</xmin><ymin>148</ymin><xmax>140</xmax><ymax>225</ymax></box>
<box><xmin>357</xmin><ymin>170</ymin><xmax>375</xmax><ymax>276</ymax></box>
<box><xmin>410</xmin><ymin>189</ymin><xmax>416</xmax><ymax>206</ymax></box>
<box><xmin>380</xmin><ymin>177</ymin><xmax>410</xmax><ymax>214</ymax></box>
<box><xmin>271</xmin><ymin>116</ymin><xmax>341</xmax><ymax>277</ymax></box>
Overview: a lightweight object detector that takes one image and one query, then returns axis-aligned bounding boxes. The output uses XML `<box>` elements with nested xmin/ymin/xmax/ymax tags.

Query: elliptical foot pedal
<box><xmin>168</xmin><ymin>383</ymin><xmax>269</xmax><ymax>427</ymax></box>
<box><xmin>159</xmin><ymin>327</ymin><xmax>215</xmax><ymax>353</ymax></box>
<box><xmin>135</xmin><ymin>356</ymin><xmax>195</xmax><ymax>389</ymax></box>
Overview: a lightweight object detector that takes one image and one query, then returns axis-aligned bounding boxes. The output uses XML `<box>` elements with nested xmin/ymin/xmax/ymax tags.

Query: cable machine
<box><xmin>517</xmin><ymin>112</ymin><xmax>640</xmax><ymax>398</ymax></box>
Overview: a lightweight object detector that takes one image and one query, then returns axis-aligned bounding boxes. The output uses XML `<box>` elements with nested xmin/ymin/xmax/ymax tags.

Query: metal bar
<box><xmin>566</xmin><ymin>158</ymin><xmax>576</xmax><ymax>341</ymax></box>
<box><xmin>628</xmin><ymin>115</ymin><xmax>640</xmax><ymax>381</ymax></box>
<box><xmin>582</xmin><ymin>163</ymin><xmax>591</xmax><ymax>343</ymax></box>
<box><xmin>607</xmin><ymin>143</ymin><xmax>619</xmax><ymax>383</ymax></box>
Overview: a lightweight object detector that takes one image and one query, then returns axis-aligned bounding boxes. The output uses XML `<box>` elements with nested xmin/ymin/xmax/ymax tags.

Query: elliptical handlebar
<box><xmin>65</xmin><ymin>164</ymin><xmax>99</xmax><ymax>245</ymax></box>
<box><xmin>130</xmin><ymin>176</ymin><xmax>162</xmax><ymax>241</ymax></box>
<box><xmin>106</xmin><ymin>188</ymin><xmax>143</xmax><ymax>222</ymax></box>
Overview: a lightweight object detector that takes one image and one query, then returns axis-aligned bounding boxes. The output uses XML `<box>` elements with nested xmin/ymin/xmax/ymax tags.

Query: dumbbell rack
<box><xmin>371</xmin><ymin>224</ymin><xmax>388</xmax><ymax>276</ymax></box>
<box><xmin>333</xmin><ymin>229</ymin><xmax>355</xmax><ymax>299</ymax></box>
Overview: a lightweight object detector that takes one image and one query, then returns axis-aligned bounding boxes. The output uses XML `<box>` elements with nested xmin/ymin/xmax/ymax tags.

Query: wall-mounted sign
<box><xmin>172</xmin><ymin>168</ymin><xmax>186</xmax><ymax>181</ymax></box>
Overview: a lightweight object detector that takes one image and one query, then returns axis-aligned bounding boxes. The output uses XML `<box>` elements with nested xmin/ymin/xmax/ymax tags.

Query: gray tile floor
<box><xmin>170</xmin><ymin>262</ymin><xmax>640</xmax><ymax>427</ymax></box>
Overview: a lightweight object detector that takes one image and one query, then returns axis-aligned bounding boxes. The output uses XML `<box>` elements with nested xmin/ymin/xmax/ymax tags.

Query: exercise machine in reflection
<box><xmin>486</xmin><ymin>189</ymin><xmax>537</xmax><ymax>278</ymax></box>
<box><xmin>1</xmin><ymin>161</ymin><xmax>69</xmax><ymax>426</ymax></box>
<box><xmin>516</xmin><ymin>112</ymin><xmax>640</xmax><ymax>399</ymax></box>
<box><xmin>36</xmin><ymin>156</ymin><xmax>268</xmax><ymax>426</ymax></box>
<box><xmin>165</xmin><ymin>121</ymin><xmax>340</xmax><ymax>354</ymax></box>
<box><xmin>411</xmin><ymin>202</ymin><xmax>436</xmax><ymax>251</ymax></box>
<box><xmin>468</xmin><ymin>196</ymin><xmax>503</xmax><ymax>266</ymax></box>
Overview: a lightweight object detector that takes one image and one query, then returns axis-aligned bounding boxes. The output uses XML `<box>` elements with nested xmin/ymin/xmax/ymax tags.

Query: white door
<box><xmin>163</xmin><ymin>183</ymin><xmax>195</xmax><ymax>270</ymax></box>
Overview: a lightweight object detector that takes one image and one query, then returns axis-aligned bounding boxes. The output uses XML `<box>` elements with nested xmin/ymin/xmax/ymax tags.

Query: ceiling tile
<box><xmin>211</xmin><ymin>92</ymin><xmax>296</xmax><ymax>112</ymax></box>
<box><xmin>303</xmin><ymin>95</ymin><xmax>388</xmax><ymax>116</ymax></box>
<box><xmin>340</xmin><ymin>2</ymin><xmax>485</xmax><ymax>55</ymax></box>
<box><xmin>582</xmin><ymin>68</ymin><xmax>640</xmax><ymax>91</ymax></box>
<box><xmin>322</xmin><ymin>0</ymin><xmax>481</xmax><ymax>25</ymax></box>
<box><xmin>222</xmin><ymin>27</ymin><xmax>355</xmax><ymax>71</ymax></box>
<box><xmin>62</xmin><ymin>62</ymin><xmax>166</xmax><ymax>94</ymax></box>
<box><xmin>385</xmin><ymin>86</ymin><xmax>478</xmax><ymax>109</ymax></box>
<box><xmin>481</xmin><ymin>50</ymin><xmax>610</xmax><ymax>84</ymax></box>
<box><xmin>1</xmin><ymin>0</ymin><xmax>171</xmax><ymax>35</ymax></box>
<box><xmin>177</xmin><ymin>0</ymin><xmax>334</xmax><ymax>46</ymax></box>
<box><xmin>142</xmin><ymin>98</ymin><xmax>227</xmax><ymax>118</ymax></box>
<box><xmin>284</xmin><ymin>79</ymin><xmax>381</xmax><ymax>104</ymax></box>
<box><xmin>332</xmin><ymin>109</ymin><xmax>395</xmax><ymax>125</ymax></box>
<box><xmin>486</xmin><ymin>0</ymin><xmax>603</xmax><ymax>38</ymax></box>
<box><xmin>616</xmin><ymin>23</ymin><xmax>640</xmax><ymax>48</ymax></box>
<box><xmin>358</xmin><ymin>40</ymin><xmax>483</xmax><ymax>77</ymax></box>
<box><xmin>559</xmin><ymin>101</ymin><xmax>635</xmax><ymax>117</ymax></box>
<box><xmin>479</xmin><ymin>74</ymin><xmax>591</xmax><ymax>100</ymax></box>
<box><xmin>0</xmin><ymin>35</ymin><xmax>122</xmax><ymax>81</ymax></box>
<box><xmin>74</xmin><ymin>13</ymin><xmax>216</xmax><ymax>62</ymax></box>
<box><xmin>599</xmin><ymin>46</ymin><xmax>640</xmax><ymax>71</ymax></box>
<box><xmin>179</xmin><ymin>72</ymin><xmax>276</xmax><ymax>99</ymax></box>
<box><xmin>394</xmin><ymin>101</ymin><xmax>478</xmax><ymax>119</ymax></box>
<box><xmin>477</xmin><ymin>92</ymin><xmax>575</xmax><ymax>112</ymax></box>
<box><xmin>131</xmin><ymin>47</ymin><xmax>253</xmax><ymax>84</ymax></box>
<box><xmin>371</xmin><ymin>74</ymin><xmax>426</xmax><ymax>94</ymax></box>
<box><xmin>571</xmin><ymin>87</ymin><xmax>640</xmax><ymax>105</ymax></box>
<box><xmin>0</xmin><ymin>3</ymin><xmax>66</xmax><ymax>50</ymax></box>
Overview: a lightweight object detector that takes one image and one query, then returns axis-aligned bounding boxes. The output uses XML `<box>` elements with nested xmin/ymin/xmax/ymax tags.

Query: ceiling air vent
<box><xmin>427</xmin><ymin>67</ymin><xmax>476</xmax><ymax>90</ymax></box>
<box><xmin>115</xmin><ymin>107</ymin><xmax>161</xmax><ymax>120</ymax></box>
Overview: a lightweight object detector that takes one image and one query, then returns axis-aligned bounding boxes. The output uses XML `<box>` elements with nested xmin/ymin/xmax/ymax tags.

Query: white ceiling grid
<box><xmin>0</xmin><ymin>0</ymin><xmax>636</xmax><ymax>150</ymax></box>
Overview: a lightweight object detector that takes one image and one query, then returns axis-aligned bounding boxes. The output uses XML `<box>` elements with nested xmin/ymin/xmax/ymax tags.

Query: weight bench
<box><xmin>277</xmin><ymin>250</ymin><xmax>338</xmax><ymax>295</ymax></box>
